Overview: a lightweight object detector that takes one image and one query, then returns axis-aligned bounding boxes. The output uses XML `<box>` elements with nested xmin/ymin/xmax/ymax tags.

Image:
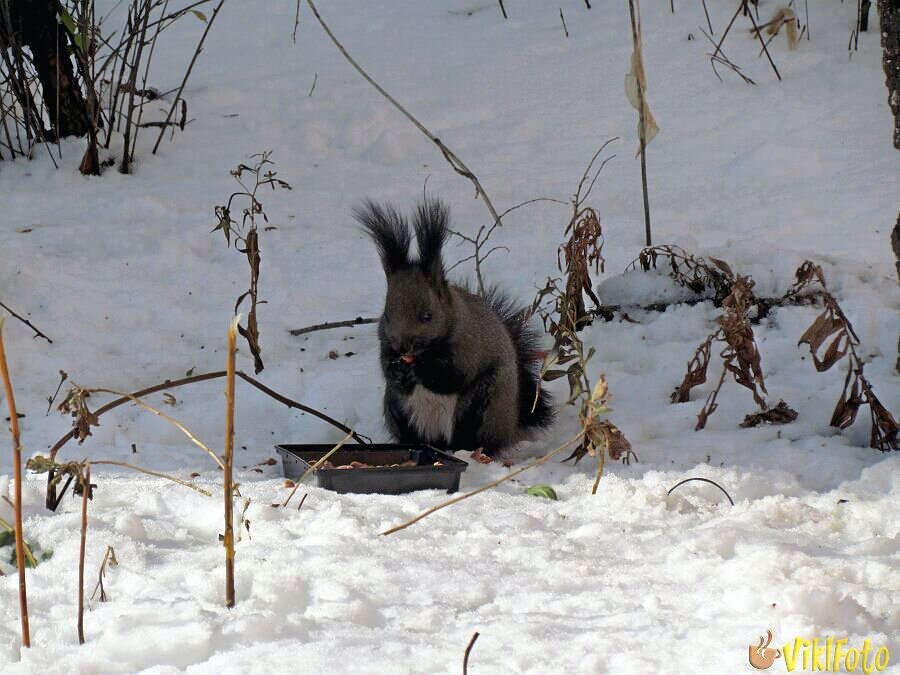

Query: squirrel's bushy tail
<box><xmin>483</xmin><ymin>287</ymin><xmax>555</xmax><ymax>432</ymax></box>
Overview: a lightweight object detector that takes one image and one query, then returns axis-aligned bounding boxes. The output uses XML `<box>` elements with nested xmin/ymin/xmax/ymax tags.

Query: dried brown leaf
<box><xmin>672</xmin><ymin>332</ymin><xmax>717</xmax><ymax>403</ymax></box>
<box><xmin>740</xmin><ymin>400</ymin><xmax>798</xmax><ymax>427</ymax></box>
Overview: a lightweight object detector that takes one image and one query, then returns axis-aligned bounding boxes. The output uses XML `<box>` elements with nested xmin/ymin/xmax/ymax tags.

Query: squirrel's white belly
<box><xmin>403</xmin><ymin>385</ymin><xmax>457</xmax><ymax>443</ymax></box>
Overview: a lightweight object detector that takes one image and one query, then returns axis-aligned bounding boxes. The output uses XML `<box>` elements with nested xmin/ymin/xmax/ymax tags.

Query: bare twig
<box><xmin>667</xmin><ymin>477</ymin><xmax>735</xmax><ymax>505</ymax></box>
<box><xmin>627</xmin><ymin>0</ymin><xmax>652</xmax><ymax>245</ymax></box>
<box><xmin>46</xmin><ymin>370</ymin><xmax>370</xmax><ymax>509</ymax></box>
<box><xmin>224</xmin><ymin>316</ymin><xmax>237</xmax><ymax>608</ymax></box>
<box><xmin>744</xmin><ymin>1</ymin><xmax>781</xmax><ymax>81</ymax></box>
<box><xmin>152</xmin><ymin>0</ymin><xmax>226</xmax><ymax>153</ymax></box>
<box><xmin>46</xmin><ymin>369</ymin><xmax>68</xmax><ymax>415</ymax></box>
<box><xmin>447</xmin><ymin>196</ymin><xmax>569</xmax><ymax>292</ymax></box>
<box><xmin>292</xmin><ymin>0</ymin><xmax>301</xmax><ymax>43</ymax></box>
<box><xmin>0</xmin><ymin>300</ymin><xmax>52</xmax><ymax>343</ymax></box>
<box><xmin>0</xmin><ymin>318</ymin><xmax>30</xmax><ymax>647</ymax></box>
<box><xmin>308</xmin><ymin>72</ymin><xmax>317</xmax><ymax>97</ymax></box>
<box><xmin>282</xmin><ymin>431</ymin><xmax>353</xmax><ymax>507</ymax></box>
<box><xmin>91</xmin><ymin>460</ymin><xmax>212</xmax><ymax>496</ymax></box>
<box><xmin>464</xmin><ymin>632</ymin><xmax>480</xmax><ymax>675</ymax></box>
<box><xmin>304</xmin><ymin>0</ymin><xmax>500</xmax><ymax>230</ymax></box>
<box><xmin>382</xmin><ymin>433</ymin><xmax>582</xmax><ymax>536</ymax></box>
<box><xmin>701</xmin><ymin>0</ymin><xmax>714</xmax><ymax>35</ymax></box>
<box><xmin>498</xmin><ymin>0</ymin><xmax>507</xmax><ymax>19</ymax></box>
<box><xmin>78</xmin><ymin>462</ymin><xmax>90</xmax><ymax>645</ymax></box>
<box><xmin>90</xmin><ymin>546</ymin><xmax>118</xmax><ymax>603</ymax></box>
<box><xmin>87</xmin><ymin>388</ymin><xmax>225</xmax><ymax>470</ymax></box>
<box><xmin>559</xmin><ymin>8</ymin><xmax>569</xmax><ymax>37</ymax></box>
<box><xmin>289</xmin><ymin>316</ymin><xmax>377</xmax><ymax>337</ymax></box>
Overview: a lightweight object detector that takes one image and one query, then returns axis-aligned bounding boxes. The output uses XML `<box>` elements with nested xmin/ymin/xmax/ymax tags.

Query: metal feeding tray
<box><xmin>275</xmin><ymin>443</ymin><xmax>468</xmax><ymax>495</ymax></box>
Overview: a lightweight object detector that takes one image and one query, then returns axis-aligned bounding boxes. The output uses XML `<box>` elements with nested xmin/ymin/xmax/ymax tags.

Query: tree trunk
<box><xmin>13</xmin><ymin>0</ymin><xmax>89</xmax><ymax>138</ymax></box>
<box><xmin>882</xmin><ymin>0</ymin><xmax>900</xmax><ymax>149</ymax></box>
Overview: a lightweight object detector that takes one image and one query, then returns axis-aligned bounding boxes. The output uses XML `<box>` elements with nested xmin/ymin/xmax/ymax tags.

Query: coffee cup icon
<box><xmin>749</xmin><ymin>630</ymin><xmax>782</xmax><ymax>670</ymax></box>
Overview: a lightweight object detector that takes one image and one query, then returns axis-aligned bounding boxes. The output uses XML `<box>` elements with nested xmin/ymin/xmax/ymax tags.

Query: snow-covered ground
<box><xmin>1</xmin><ymin>0</ymin><xmax>898</xmax><ymax>672</ymax></box>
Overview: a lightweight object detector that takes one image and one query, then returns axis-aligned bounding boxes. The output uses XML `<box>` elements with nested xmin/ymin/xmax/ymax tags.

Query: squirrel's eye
<box><xmin>419</xmin><ymin>310</ymin><xmax>432</xmax><ymax>323</ymax></box>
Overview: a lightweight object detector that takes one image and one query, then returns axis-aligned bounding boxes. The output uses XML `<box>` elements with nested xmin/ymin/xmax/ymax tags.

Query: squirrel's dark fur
<box><xmin>355</xmin><ymin>197</ymin><xmax>553</xmax><ymax>457</ymax></box>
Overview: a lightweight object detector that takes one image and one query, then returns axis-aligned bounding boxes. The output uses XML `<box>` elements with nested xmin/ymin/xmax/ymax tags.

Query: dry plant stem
<box><xmin>304</xmin><ymin>0</ymin><xmax>500</xmax><ymax>229</ymax></box>
<box><xmin>91</xmin><ymin>460</ymin><xmax>212</xmax><ymax>497</ymax></box>
<box><xmin>667</xmin><ymin>477</ymin><xmax>734</xmax><ymax>505</ymax></box>
<box><xmin>234</xmin><ymin>372</ymin><xmax>370</xmax><ymax>444</ymax></box>
<box><xmin>90</xmin><ymin>545</ymin><xmax>117</xmax><ymax>603</ymax></box>
<box><xmin>591</xmin><ymin>447</ymin><xmax>605</xmax><ymax>494</ymax></box>
<box><xmin>0</xmin><ymin>319</ymin><xmax>30</xmax><ymax>647</ymax></box>
<box><xmin>744</xmin><ymin>1</ymin><xmax>781</xmax><ymax>81</ymax></box>
<box><xmin>152</xmin><ymin>0</ymin><xmax>227</xmax><ymax>154</ymax></box>
<box><xmin>224</xmin><ymin>317</ymin><xmax>238</xmax><ymax>609</ymax></box>
<box><xmin>120</xmin><ymin>0</ymin><xmax>152</xmax><ymax>173</ymax></box>
<box><xmin>131</xmin><ymin>0</ymin><xmax>170</xmax><ymax>160</ymax></box>
<box><xmin>78</xmin><ymin>462</ymin><xmax>90</xmax><ymax>645</ymax></box>
<box><xmin>0</xmin><ymin>516</ymin><xmax>36</xmax><ymax>567</ymax></box>
<box><xmin>463</xmin><ymin>632</ymin><xmax>480</xmax><ymax>675</ymax></box>
<box><xmin>701</xmin><ymin>0</ymin><xmax>714</xmax><ymax>35</ymax></box>
<box><xmin>382</xmin><ymin>433</ymin><xmax>582</xmax><ymax>536</ymax></box>
<box><xmin>88</xmin><ymin>388</ymin><xmax>225</xmax><ymax>471</ymax></box>
<box><xmin>288</xmin><ymin>316</ymin><xmax>378</xmax><ymax>337</ymax></box>
<box><xmin>447</xmin><ymin>197</ymin><xmax>569</xmax><ymax>293</ymax></box>
<box><xmin>282</xmin><ymin>431</ymin><xmax>353</xmax><ymax>507</ymax></box>
<box><xmin>628</xmin><ymin>0</ymin><xmax>652</xmax><ymax>246</ymax></box>
<box><xmin>46</xmin><ymin>370</ymin><xmax>370</xmax><ymax>507</ymax></box>
<box><xmin>0</xmin><ymin>300</ymin><xmax>52</xmax><ymax>343</ymax></box>
<box><xmin>498</xmin><ymin>0</ymin><xmax>507</xmax><ymax>20</ymax></box>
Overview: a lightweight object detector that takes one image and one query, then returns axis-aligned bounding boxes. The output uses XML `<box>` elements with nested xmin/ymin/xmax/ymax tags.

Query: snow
<box><xmin>1</xmin><ymin>0</ymin><xmax>898</xmax><ymax>672</ymax></box>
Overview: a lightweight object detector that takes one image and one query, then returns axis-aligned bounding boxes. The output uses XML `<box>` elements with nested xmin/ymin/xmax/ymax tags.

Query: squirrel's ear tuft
<box><xmin>354</xmin><ymin>199</ymin><xmax>412</xmax><ymax>274</ymax></box>
<box><xmin>413</xmin><ymin>198</ymin><xmax>450</xmax><ymax>286</ymax></box>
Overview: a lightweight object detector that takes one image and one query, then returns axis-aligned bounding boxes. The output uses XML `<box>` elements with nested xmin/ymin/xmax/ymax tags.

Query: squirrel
<box><xmin>355</xmin><ymin>197</ymin><xmax>553</xmax><ymax>460</ymax></box>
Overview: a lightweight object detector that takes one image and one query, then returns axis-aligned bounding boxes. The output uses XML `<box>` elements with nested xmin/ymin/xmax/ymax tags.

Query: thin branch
<box><xmin>152</xmin><ymin>0</ymin><xmax>226</xmax><ymax>153</ymax></box>
<box><xmin>48</xmin><ymin>370</ymin><xmax>369</xmax><ymax>460</ymax></box>
<box><xmin>282</xmin><ymin>431</ymin><xmax>353</xmax><ymax>507</ymax></box>
<box><xmin>46</xmin><ymin>370</ymin><xmax>370</xmax><ymax>510</ymax></box>
<box><xmin>744</xmin><ymin>1</ymin><xmax>781</xmax><ymax>81</ymax></box>
<box><xmin>667</xmin><ymin>477</ymin><xmax>734</xmax><ymax>505</ymax></box>
<box><xmin>382</xmin><ymin>433</ymin><xmax>582</xmax><ymax>536</ymax></box>
<box><xmin>90</xmin><ymin>545</ymin><xmax>117</xmax><ymax>603</ymax></box>
<box><xmin>0</xmin><ymin>301</ymin><xmax>52</xmax><ymax>343</ymax></box>
<box><xmin>91</xmin><ymin>460</ymin><xmax>212</xmax><ymax>496</ymax></box>
<box><xmin>463</xmin><ymin>632</ymin><xmax>480</xmax><ymax>675</ymax></box>
<box><xmin>288</xmin><ymin>316</ymin><xmax>377</xmax><ymax>337</ymax></box>
<box><xmin>0</xmin><ymin>318</ymin><xmax>30</xmax><ymax>647</ymax></box>
<box><xmin>627</xmin><ymin>0</ymin><xmax>652</xmax><ymax>246</ymax></box>
<box><xmin>701</xmin><ymin>0</ymin><xmax>714</xmax><ymax>35</ymax></box>
<box><xmin>77</xmin><ymin>462</ymin><xmax>90</xmax><ymax>645</ymax></box>
<box><xmin>304</xmin><ymin>0</ymin><xmax>500</xmax><ymax>229</ymax></box>
<box><xmin>224</xmin><ymin>316</ymin><xmax>237</xmax><ymax>609</ymax></box>
<box><xmin>292</xmin><ymin>0</ymin><xmax>301</xmax><ymax>43</ymax></box>
<box><xmin>87</xmin><ymin>388</ymin><xmax>225</xmax><ymax>470</ymax></box>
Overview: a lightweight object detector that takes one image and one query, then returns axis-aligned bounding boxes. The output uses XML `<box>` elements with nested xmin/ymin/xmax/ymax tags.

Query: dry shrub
<box><xmin>790</xmin><ymin>262</ymin><xmax>897</xmax><ymax>451</ymax></box>
<box><xmin>213</xmin><ymin>151</ymin><xmax>292</xmax><ymax>373</ymax></box>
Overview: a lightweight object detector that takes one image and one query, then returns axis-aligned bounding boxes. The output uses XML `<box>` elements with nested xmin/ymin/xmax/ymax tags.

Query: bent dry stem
<box><xmin>381</xmin><ymin>433</ymin><xmax>582</xmax><ymax>536</ymax></box>
<box><xmin>0</xmin><ymin>318</ymin><xmax>30</xmax><ymax>647</ymax></box>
